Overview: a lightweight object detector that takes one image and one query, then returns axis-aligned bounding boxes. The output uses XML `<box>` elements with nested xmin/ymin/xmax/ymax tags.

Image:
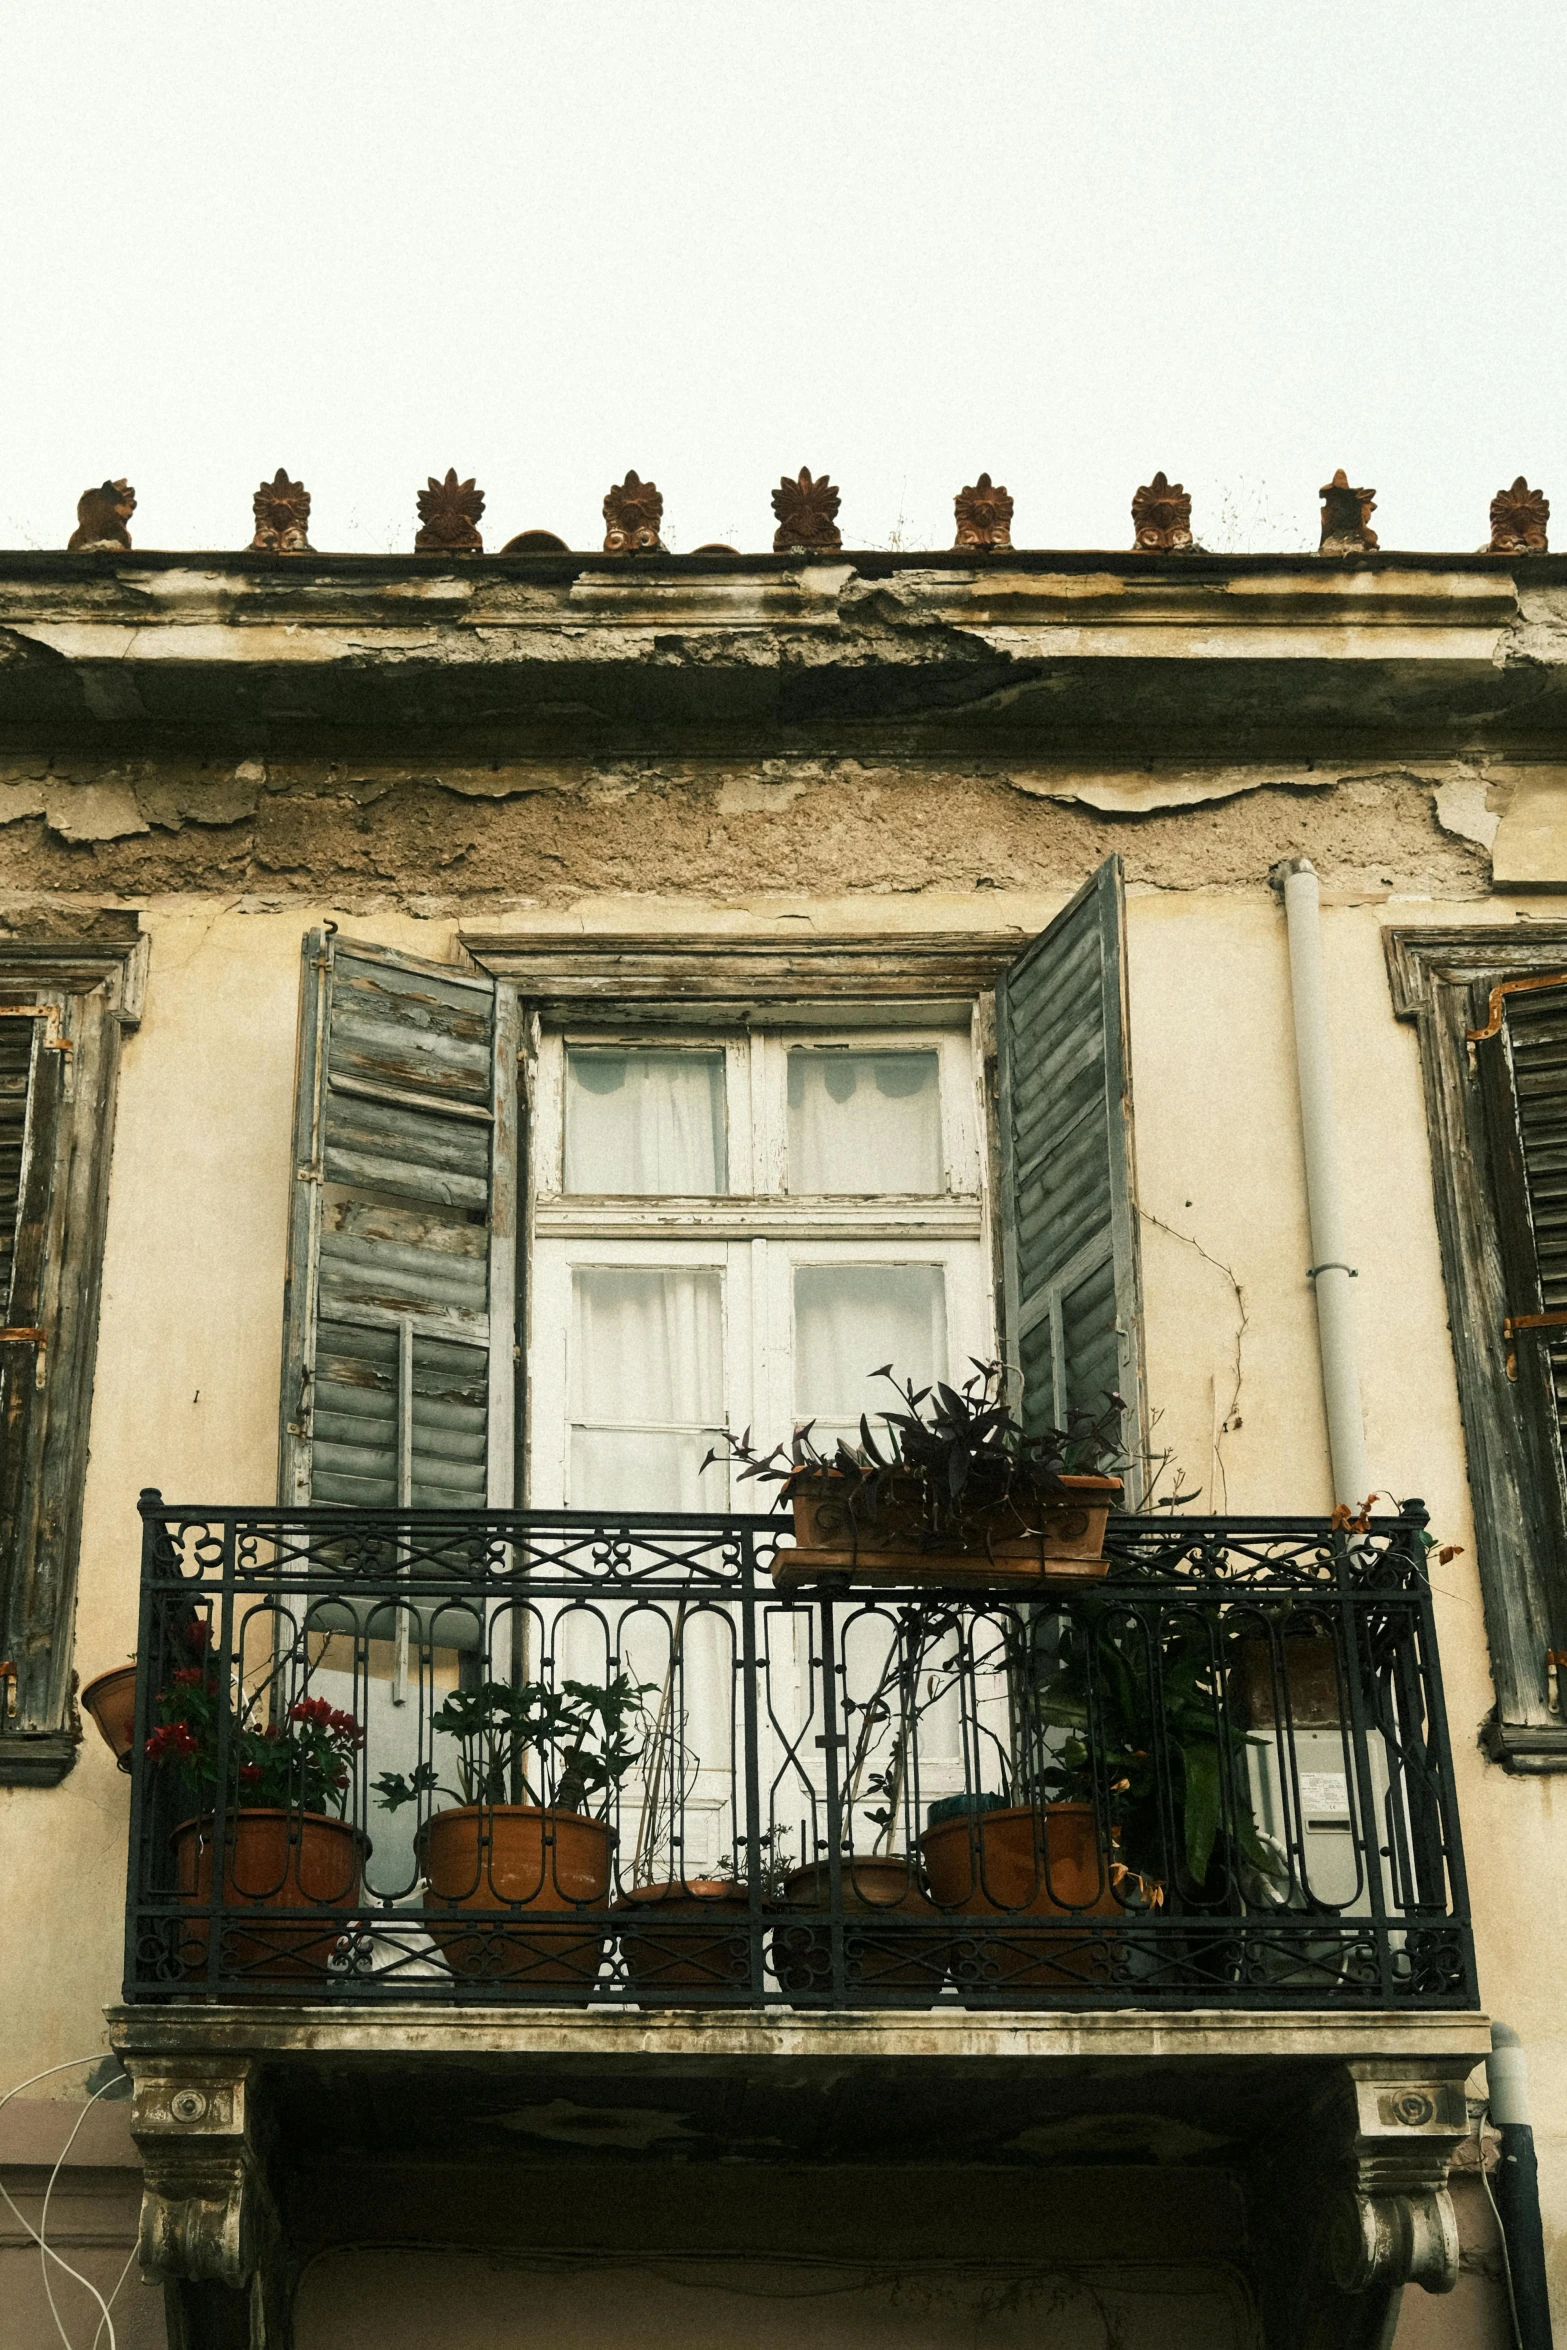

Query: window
<box><xmin>530</xmin><ymin>1025</ymin><xmax>989</xmax><ymax>1507</ymax></box>
<box><xmin>281</xmin><ymin>858</ymin><xmax>1147</xmax><ymax>1520</ymax></box>
<box><xmin>0</xmin><ymin>933</ymin><xmax>145</xmax><ymax>1787</ymax></box>
<box><xmin>1389</xmin><ymin>926</ymin><xmax>1567</xmax><ymax>1770</ymax></box>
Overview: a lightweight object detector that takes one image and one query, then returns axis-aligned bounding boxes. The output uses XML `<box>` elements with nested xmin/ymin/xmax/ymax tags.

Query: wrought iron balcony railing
<box><xmin>123</xmin><ymin>1494</ymin><xmax>1475</xmax><ymax>2009</ymax></box>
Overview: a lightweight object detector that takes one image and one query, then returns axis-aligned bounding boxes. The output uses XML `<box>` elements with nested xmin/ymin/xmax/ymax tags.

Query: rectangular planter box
<box><xmin>772</xmin><ymin>1474</ymin><xmax>1121</xmax><ymax>1592</ymax></box>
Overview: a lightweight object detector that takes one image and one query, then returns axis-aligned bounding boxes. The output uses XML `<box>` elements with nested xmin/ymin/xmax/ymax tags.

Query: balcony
<box><xmin>120</xmin><ymin>1494</ymin><xmax>1475</xmax><ymax>2012</ymax></box>
<box><xmin>110</xmin><ymin>1495</ymin><xmax>1488</xmax><ymax>2343</ymax></box>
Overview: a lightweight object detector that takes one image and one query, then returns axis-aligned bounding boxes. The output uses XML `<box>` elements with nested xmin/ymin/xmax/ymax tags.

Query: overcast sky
<box><xmin>2</xmin><ymin>2</ymin><xmax>1560</xmax><ymax>559</ymax></box>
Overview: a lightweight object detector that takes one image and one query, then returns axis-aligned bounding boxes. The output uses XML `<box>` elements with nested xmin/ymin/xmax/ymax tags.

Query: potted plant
<box><xmin>375</xmin><ymin>1673</ymin><xmax>648</xmax><ymax>1987</ymax></box>
<box><xmin>144</xmin><ymin>1621</ymin><xmax>366</xmax><ymax>1981</ymax></box>
<box><xmin>773</xmin><ymin>1618</ymin><xmax>948</xmax><ymax>1993</ymax></box>
<box><xmin>921</xmin><ymin>1599</ymin><xmax>1286</xmax><ymax>1993</ymax></box>
<box><xmin>707</xmin><ymin>1364</ymin><xmax>1125</xmax><ymax>1591</ymax></box>
<box><xmin>81</xmin><ymin>1658</ymin><xmax>139</xmax><ymax>1770</ymax></box>
<box><xmin>614</xmin><ymin>1836</ymin><xmax>792</xmax><ymax>2002</ymax></box>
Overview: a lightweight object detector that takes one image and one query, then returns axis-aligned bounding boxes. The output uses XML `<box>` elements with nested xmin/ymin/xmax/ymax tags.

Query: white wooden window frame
<box><xmin>526</xmin><ymin>1016</ymin><xmax>992</xmax><ymax>1507</ymax></box>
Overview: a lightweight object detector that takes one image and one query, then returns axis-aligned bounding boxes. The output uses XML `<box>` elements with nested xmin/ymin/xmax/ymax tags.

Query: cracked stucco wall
<box><xmin>0</xmin><ymin>752</ymin><xmax>1506</xmax><ymax>914</ymax></box>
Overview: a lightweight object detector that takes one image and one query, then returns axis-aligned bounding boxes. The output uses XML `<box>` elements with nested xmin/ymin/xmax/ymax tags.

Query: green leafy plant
<box><xmin>1024</xmin><ymin>1600</ymin><xmax>1284</xmax><ymax>1895</ymax></box>
<box><xmin>143</xmin><ymin>1620</ymin><xmax>363</xmax><ymax>1818</ymax></box>
<box><xmin>373</xmin><ymin>1674</ymin><xmax>652</xmax><ymax>1819</ymax></box>
<box><xmin>705</xmin><ymin>1360</ymin><xmax>1126</xmax><ymax>1552</ymax></box>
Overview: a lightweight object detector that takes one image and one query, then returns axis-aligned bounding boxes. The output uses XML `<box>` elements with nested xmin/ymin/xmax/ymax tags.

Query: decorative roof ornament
<box><xmin>1131</xmin><ymin>473</ymin><xmax>1195</xmax><ymax>552</ymax></box>
<box><xmin>501</xmin><ymin>528</ymin><xmax>569</xmax><ymax>553</ymax></box>
<box><xmin>250</xmin><ymin>469</ymin><xmax>312</xmax><ymax>554</ymax></box>
<box><xmin>953</xmin><ymin>475</ymin><xmax>1013</xmax><ymax>553</ymax></box>
<box><xmin>1484</xmin><ymin>477</ymin><xmax>1549</xmax><ymax>556</ymax></box>
<box><xmin>68</xmin><ymin>479</ymin><xmax>135</xmax><ymax>552</ymax></box>
<box><xmin>415</xmin><ymin>470</ymin><xmax>485</xmax><ymax>553</ymax></box>
<box><xmin>603</xmin><ymin>471</ymin><xmax>665</xmax><ymax>554</ymax></box>
<box><xmin>772</xmin><ymin>468</ymin><xmax>842</xmax><ymax>552</ymax></box>
<box><xmin>1318</xmin><ymin>469</ymin><xmax>1378</xmax><ymax>556</ymax></box>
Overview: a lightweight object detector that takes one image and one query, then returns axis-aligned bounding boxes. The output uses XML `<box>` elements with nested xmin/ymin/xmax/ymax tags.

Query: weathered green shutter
<box><xmin>1474</xmin><ymin>975</ymin><xmax>1567</xmax><ymax>1539</ymax></box>
<box><xmin>280</xmin><ymin>934</ymin><xmax>520</xmax><ymax>1511</ymax></box>
<box><xmin>995</xmin><ymin>856</ymin><xmax>1144</xmax><ymax>1449</ymax></box>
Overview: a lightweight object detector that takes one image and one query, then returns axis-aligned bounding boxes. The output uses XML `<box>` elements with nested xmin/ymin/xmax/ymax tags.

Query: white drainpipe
<box><xmin>1278</xmin><ymin>858</ymin><xmax>1371</xmax><ymax>1507</ymax></box>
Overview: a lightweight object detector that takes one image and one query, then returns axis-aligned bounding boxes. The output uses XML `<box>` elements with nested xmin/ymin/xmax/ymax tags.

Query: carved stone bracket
<box><xmin>1253</xmin><ymin>2056</ymin><xmax>1471</xmax><ymax>2347</ymax></box>
<box><xmin>1327</xmin><ymin>2066</ymin><xmax>1466</xmax><ymax>2294</ymax></box>
<box><xmin>129</xmin><ymin>2056</ymin><xmax>285</xmax><ymax>2345</ymax></box>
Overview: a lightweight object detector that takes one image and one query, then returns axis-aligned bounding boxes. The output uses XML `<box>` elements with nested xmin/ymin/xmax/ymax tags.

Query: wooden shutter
<box><xmin>280</xmin><ymin>934</ymin><xmax>520</xmax><ymax>1511</ymax></box>
<box><xmin>1473</xmin><ymin>973</ymin><xmax>1567</xmax><ymax>1529</ymax></box>
<box><xmin>0</xmin><ymin>1014</ymin><xmax>55</xmax><ymax>1687</ymax></box>
<box><xmin>995</xmin><ymin>856</ymin><xmax>1145</xmax><ymax>1449</ymax></box>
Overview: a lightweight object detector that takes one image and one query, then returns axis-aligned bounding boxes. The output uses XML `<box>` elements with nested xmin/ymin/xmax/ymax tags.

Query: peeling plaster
<box><xmin>0</xmin><ymin>783</ymin><xmax>47</xmax><ymax>826</ymax></box>
<box><xmin>45</xmin><ymin>784</ymin><xmax>150</xmax><ymax>842</ymax></box>
<box><xmin>1432</xmin><ymin>777</ymin><xmax>1501</xmax><ymax>854</ymax></box>
<box><xmin>1006</xmin><ymin>766</ymin><xmax>1338</xmax><ymax>816</ymax></box>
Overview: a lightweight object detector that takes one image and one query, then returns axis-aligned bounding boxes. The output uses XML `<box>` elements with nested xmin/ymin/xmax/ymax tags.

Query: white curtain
<box><xmin>570</xmin><ymin>1266</ymin><xmax>727</xmax><ymax>1509</ymax></box>
<box><xmin>787</xmin><ymin>1050</ymin><xmax>941</xmax><ymax>1195</ymax></box>
<box><xmin>793</xmin><ymin>1263</ymin><xmax>947</xmax><ymax>1441</ymax></box>
<box><xmin>565</xmin><ymin>1051</ymin><xmax>727</xmax><ymax>1195</ymax></box>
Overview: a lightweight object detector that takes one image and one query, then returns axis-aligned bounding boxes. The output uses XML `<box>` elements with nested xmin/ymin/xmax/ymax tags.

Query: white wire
<box><xmin>1475</xmin><ymin>2099</ymin><xmax>1524</xmax><ymax>2350</ymax></box>
<box><xmin>40</xmin><ymin>2079</ymin><xmax>129</xmax><ymax>2350</ymax></box>
<box><xmin>0</xmin><ymin>2055</ymin><xmax>127</xmax><ymax>2350</ymax></box>
<box><xmin>89</xmin><ymin>2246</ymin><xmax>140</xmax><ymax>2350</ymax></box>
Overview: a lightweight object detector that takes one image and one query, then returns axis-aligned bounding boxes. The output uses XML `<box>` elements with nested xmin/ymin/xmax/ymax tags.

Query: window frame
<box><xmin>0</xmin><ymin>931</ymin><xmax>146</xmax><ymax>1787</ymax></box>
<box><xmin>1387</xmin><ymin>922</ymin><xmax>1567</xmax><ymax>1773</ymax></box>
<box><xmin>527</xmin><ymin>1014</ymin><xmax>992</xmax><ymax>1509</ymax></box>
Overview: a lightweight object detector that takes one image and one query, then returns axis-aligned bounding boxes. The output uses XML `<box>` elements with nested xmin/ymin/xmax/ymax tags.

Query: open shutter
<box><xmin>280</xmin><ymin>934</ymin><xmax>520</xmax><ymax>1512</ymax></box>
<box><xmin>0</xmin><ymin>1013</ymin><xmax>57</xmax><ymax>1704</ymax></box>
<box><xmin>995</xmin><ymin>856</ymin><xmax>1144</xmax><ymax>1450</ymax></box>
<box><xmin>1473</xmin><ymin>973</ymin><xmax>1567</xmax><ymax>1539</ymax></box>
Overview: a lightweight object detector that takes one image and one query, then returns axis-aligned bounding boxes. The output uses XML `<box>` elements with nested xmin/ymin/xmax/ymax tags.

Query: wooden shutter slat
<box><xmin>281</xmin><ymin>934</ymin><xmax>518</xmax><ymax>1512</ymax></box>
<box><xmin>996</xmin><ymin>857</ymin><xmax>1145</xmax><ymax>1459</ymax></box>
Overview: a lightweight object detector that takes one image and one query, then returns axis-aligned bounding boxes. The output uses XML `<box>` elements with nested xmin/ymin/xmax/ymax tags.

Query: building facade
<box><xmin>0</xmin><ymin>517</ymin><xmax>1563</xmax><ymax>2346</ymax></box>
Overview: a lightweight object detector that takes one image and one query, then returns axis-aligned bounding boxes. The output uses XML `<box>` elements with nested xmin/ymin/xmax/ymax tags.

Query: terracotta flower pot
<box><xmin>771</xmin><ymin>1855</ymin><xmax>949</xmax><ymax>1994</ymax></box>
<box><xmin>776</xmin><ymin>1473</ymin><xmax>1121</xmax><ymax>1592</ymax></box>
<box><xmin>614</xmin><ymin>1878</ymin><xmax>753</xmax><ymax>2000</ymax></box>
<box><xmin>920</xmin><ymin>1802</ymin><xmax>1119</xmax><ymax>1992</ymax></box>
<box><xmin>419</xmin><ymin>1804</ymin><xmax>611</xmax><ymax>1988</ymax></box>
<box><xmin>173</xmin><ymin>1809</ymin><xmax>365</xmax><ymax>1983</ymax></box>
<box><xmin>80</xmin><ymin>1664</ymin><xmax>139</xmax><ymax>1770</ymax></box>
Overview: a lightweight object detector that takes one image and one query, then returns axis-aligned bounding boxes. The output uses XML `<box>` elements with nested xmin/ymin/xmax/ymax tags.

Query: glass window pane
<box><xmin>565</xmin><ymin>1050</ymin><xmax>727</xmax><ymax>1195</ymax></box>
<box><xmin>570</xmin><ymin>1266</ymin><xmax>727</xmax><ymax>1509</ymax></box>
<box><xmin>787</xmin><ymin>1050</ymin><xmax>941</xmax><ymax>1194</ymax></box>
<box><xmin>793</xmin><ymin>1263</ymin><xmax>947</xmax><ymax>1436</ymax></box>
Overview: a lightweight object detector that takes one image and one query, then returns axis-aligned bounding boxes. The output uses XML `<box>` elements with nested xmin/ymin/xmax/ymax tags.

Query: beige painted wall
<box><xmin>293</xmin><ymin>2250</ymin><xmax>1255</xmax><ymax>2350</ymax></box>
<box><xmin>0</xmin><ymin>879</ymin><xmax>1561</xmax><ymax>2322</ymax></box>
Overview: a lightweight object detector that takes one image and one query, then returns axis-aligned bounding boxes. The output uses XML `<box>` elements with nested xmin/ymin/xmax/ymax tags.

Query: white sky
<box><xmin>2</xmin><ymin>1</ymin><xmax>1561</xmax><ymax>558</ymax></box>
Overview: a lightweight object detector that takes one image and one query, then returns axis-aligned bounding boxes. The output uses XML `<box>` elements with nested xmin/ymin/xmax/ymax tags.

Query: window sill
<box><xmin>0</xmin><ymin>1729</ymin><xmax>80</xmax><ymax>1786</ymax></box>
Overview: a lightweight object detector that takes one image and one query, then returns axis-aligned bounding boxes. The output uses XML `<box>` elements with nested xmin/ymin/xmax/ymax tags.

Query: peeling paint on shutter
<box><xmin>0</xmin><ymin>1015</ymin><xmax>36</xmax><ymax>1317</ymax></box>
<box><xmin>995</xmin><ymin>857</ymin><xmax>1145</xmax><ymax>1456</ymax></box>
<box><xmin>1475</xmin><ymin>978</ymin><xmax>1567</xmax><ymax>1526</ymax></box>
<box><xmin>280</xmin><ymin>935</ymin><xmax>520</xmax><ymax>1511</ymax></box>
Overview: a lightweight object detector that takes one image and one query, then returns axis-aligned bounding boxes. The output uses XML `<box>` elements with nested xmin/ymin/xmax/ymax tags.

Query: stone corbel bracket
<box><xmin>1327</xmin><ymin>2063</ymin><xmax>1467</xmax><ymax>2294</ymax></box>
<box><xmin>129</xmin><ymin>2055</ymin><xmax>284</xmax><ymax>2339</ymax></box>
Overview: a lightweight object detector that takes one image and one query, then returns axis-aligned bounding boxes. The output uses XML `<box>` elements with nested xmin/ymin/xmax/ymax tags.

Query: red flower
<box><xmin>238</xmin><ymin>1763</ymin><xmax>262</xmax><ymax>1786</ymax></box>
<box><xmin>145</xmin><ymin>1722</ymin><xmax>198</xmax><ymax>1763</ymax></box>
<box><xmin>172</xmin><ymin>1667</ymin><xmax>205</xmax><ymax>1687</ymax></box>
